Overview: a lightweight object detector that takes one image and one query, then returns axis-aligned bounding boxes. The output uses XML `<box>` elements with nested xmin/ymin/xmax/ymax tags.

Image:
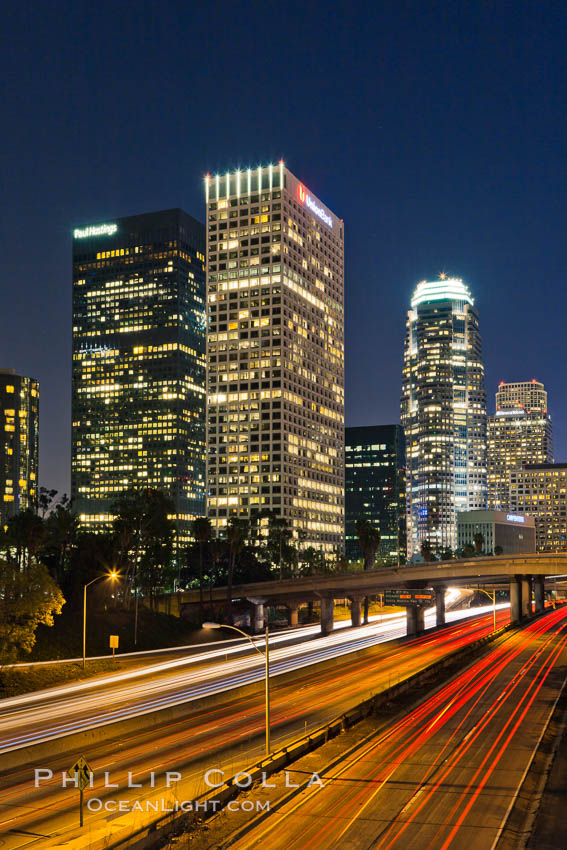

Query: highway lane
<box><xmin>0</xmin><ymin>597</ymin><xmax>496</xmax><ymax>755</ymax></box>
<box><xmin>0</xmin><ymin>608</ymin><xmax>508</xmax><ymax>850</ymax></box>
<box><xmin>230</xmin><ymin>606</ymin><xmax>567</xmax><ymax>850</ymax></box>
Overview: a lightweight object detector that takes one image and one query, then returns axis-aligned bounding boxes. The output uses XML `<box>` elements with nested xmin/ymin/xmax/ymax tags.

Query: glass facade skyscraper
<box><xmin>205</xmin><ymin>163</ymin><xmax>344</xmax><ymax>552</ymax></box>
<box><xmin>345</xmin><ymin>425</ymin><xmax>406</xmax><ymax>562</ymax></box>
<box><xmin>71</xmin><ymin>209</ymin><xmax>206</xmax><ymax>547</ymax></box>
<box><xmin>0</xmin><ymin>369</ymin><xmax>39</xmax><ymax>527</ymax></box>
<box><xmin>401</xmin><ymin>276</ymin><xmax>487</xmax><ymax>557</ymax></box>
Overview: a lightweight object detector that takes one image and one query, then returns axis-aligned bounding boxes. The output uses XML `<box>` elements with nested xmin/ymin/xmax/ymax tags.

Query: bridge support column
<box><xmin>435</xmin><ymin>588</ymin><xmax>446</xmax><ymax>627</ymax></box>
<box><xmin>320</xmin><ymin>597</ymin><xmax>334</xmax><ymax>636</ymax></box>
<box><xmin>521</xmin><ymin>576</ymin><xmax>532</xmax><ymax>619</ymax></box>
<box><xmin>287</xmin><ymin>603</ymin><xmax>299</xmax><ymax>627</ymax></box>
<box><xmin>350</xmin><ymin>597</ymin><xmax>362</xmax><ymax>628</ymax></box>
<box><xmin>247</xmin><ymin>597</ymin><xmax>267</xmax><ymax>633</ymax></box>
<box><xmin>406</xmin><ymin>605</ymin><xmax>425</xmax><ymax>636</ymax></box>
<box><xmin>534</xmin><ymin>576</ymin><xmax>545</xmax><ymax>614</ymax></box>
<box><xmin>510</xmin><ymin>578</ymin><xmax>521</xmax><ymax>624</ymax></box>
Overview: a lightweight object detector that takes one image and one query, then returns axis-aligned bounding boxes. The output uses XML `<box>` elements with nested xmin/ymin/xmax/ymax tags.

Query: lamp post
<box><xmin>203</xmin><ymin>621</ymin><xmax>270</xmax><ymax>755</ymax></box>
<box><xmin>83</xmin><ymin>572</ymin><xmax>118</xmax><ymax>669</ymax></box>
<box><xmin>477</xmin><ymin>586</ymin><xmax>497</xmax><ymax>633</ymax></box>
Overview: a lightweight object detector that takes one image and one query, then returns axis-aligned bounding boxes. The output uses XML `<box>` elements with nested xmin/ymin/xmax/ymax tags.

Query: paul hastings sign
<box><xmin>73</xmin><ymin>223</ymin><xmax>118</xmax><ymax>239</ymax></box>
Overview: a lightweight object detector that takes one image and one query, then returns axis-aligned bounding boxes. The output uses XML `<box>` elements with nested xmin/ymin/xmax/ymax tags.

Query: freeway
<box><xmin>229</xmin><ymin>606</ymin><xmax>567</xmax><ymax>850</ymax></box>
<box><xmin>0</xmin><ymin>595</ymin><xmax>489</xmax><ymax>755</ymax></box>
<box><xmin>0</xmin><ymin>606</ymin><xmax>508</xmax><ymax>849</ymax></box>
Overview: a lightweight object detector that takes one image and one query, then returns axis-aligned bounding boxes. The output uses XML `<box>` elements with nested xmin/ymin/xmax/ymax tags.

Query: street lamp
<box><xmin>203</xmin><ymin>621</ymin><xmax>271</xmax><ymax>755</ymax></box>
<box><xmin>83</xmin><ymin>572</ymin><xmax>119</xmax><ymax>669</ymax></box>
<box><xmin>477</xmin><ymin>587</ymin><xmax>497</xmax><ymax>633</ymax></box>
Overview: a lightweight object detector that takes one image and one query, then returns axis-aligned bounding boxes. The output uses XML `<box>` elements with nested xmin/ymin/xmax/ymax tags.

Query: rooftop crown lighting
<box><xmin>411</xmin><ymin>277</ymin><xmax>473</xmax><ymax>309</ymax></box>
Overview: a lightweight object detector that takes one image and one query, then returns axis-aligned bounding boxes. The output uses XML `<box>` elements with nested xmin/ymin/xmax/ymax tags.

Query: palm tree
<box><xmin>473</xmin><ymin>532</ymin><xmax>485</xmax><ymax>555</ymax></box>
<box><xmin>191</xmin><ymin>517</ymin><xmax>212</xmax><ymax>612</ymax></box>
<box><xmin>355</xmin><ymin>519</ymin><xmax>381</xmax><ymax>624</ymax></box>
<box><xmin>225</xmin><ymin>518</ymin><xmax>248</xmax><ymax>622</ymax></box>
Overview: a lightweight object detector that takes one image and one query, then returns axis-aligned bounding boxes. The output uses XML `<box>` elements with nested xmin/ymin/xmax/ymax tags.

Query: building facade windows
<box><xmin>487</xmin><ymin>380</ymin><xmax>552</xmax><ymax>510</ymax></box>
<box><xmin>71</xmin><ymin>209</ymin><xmax>206</xmax><ymax>548</ymax></box>
<box><xmin>509</xmin><ymin>464</ymin><xmax>567</xmax><ymax>552</ymax></box>
<box><xmin>401</xmin><ymin>277</ymin><xmax>487</xmax><ymax>557</ymax></box>
<box><xmin>205</xmin><ymin>164</ymin><xmax>344</xmax><ymax>552</ymax></box>
<box><xmin>345</xmin><ymin>425</ymin><xmax>406</xmax><ymax>562</ymax></box>
<box><xmin>0</xmin><ymin>369</ymin><xmax>39</xmax><ymax>526</ymax></box>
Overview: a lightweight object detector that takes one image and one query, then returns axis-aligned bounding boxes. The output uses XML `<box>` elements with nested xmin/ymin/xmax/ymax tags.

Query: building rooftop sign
<box><xmin>73</xmin><ymin>223</ymin><xmax>117</xmax><ymax>239</ymax></box>
<box><xmin>298</xmin><ymin>184</ymin><xmax>333</xmax><ymax>228</ymax></box>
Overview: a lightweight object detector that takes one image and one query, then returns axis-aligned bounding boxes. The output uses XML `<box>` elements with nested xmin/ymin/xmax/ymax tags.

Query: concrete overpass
<box><xmin>164</xmin><ymin>554</ymin><xmax>567</xmax><ymax>636</ymax></box>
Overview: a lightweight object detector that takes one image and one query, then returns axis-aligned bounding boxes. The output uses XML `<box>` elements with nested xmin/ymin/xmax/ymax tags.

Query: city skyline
<box><xmin>2</xmin><ymin>1</ymin><xmax>566</xmax><ymax>499</ymax></box>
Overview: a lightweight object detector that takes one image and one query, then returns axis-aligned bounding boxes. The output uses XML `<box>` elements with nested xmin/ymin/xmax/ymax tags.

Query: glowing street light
<box><xmin>83</xmin><ymin>572</ymin><xmax>119</xmax><ymax>670</ymax></box>
<box><xmin>477</xmin><ymin>587</ymin><xmax>497</xmax><ymax>633</ymax></box>
<box><xmin>203</xmin><ymin>621</ymin><xmax>271</xmax><ymax>755</ymax></box>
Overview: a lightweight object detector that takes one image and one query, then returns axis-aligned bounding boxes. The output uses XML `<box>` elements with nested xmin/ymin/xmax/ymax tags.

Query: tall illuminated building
<box><xmin>205</xmin><ymin>163</ymin><xmax>344</xmax><ymax>552</ymax></box>
<box><xmin>0</xmin><ymin>369</ymin><xmax>39</xmax><ymax>527</ymax></box>
<box><xmin>487</xmin><ymin>380</ymin><xmax>553</xmax><ymax>510</ymax></box>
<box><xmin>401</xmin><ymin>276</ymin><xmax>487</xmax><ymax>557</ymax></box>
<box><xmin>71</xmin><ymin>210</ymin><xmax>206</xmax><ymax>547</ymax></box>
<box><xmin>345</xmin><ymin>425</ymin><xmax>406</xmax><ymax>562</ymax></box>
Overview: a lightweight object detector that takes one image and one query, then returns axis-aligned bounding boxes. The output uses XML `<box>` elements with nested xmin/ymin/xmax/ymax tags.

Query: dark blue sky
<box><xmin>2</xmin><ymin>0</ymin><xmax>566</xmax><ymax>496</ymax></box>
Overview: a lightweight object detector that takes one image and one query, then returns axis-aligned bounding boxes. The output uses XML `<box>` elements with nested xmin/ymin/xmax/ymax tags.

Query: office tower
<box><xmin>345</xmin><ymin>425</ymin><xmax>406</xmax><ymax>562</ymax></box>
<box><xmin>509</xmin><ymin>463</ymin><xmax>567</xmax><ymax>552</ymax></box>
<box><xmin>401</xmin><ymin>276</ymin><xmax>487</xmax><ymax>558</ymax></box>
<box><xmin>72</xmin><ymin>210</ymin><xmax>206</xmax><ymax>547</ymax></box>
<box><xmin>205</xmin><ymin>163</ymin><xmax>344</xmax><ymax>552</ymax></box>
<box><xmin>487</xmin><ymin>380</ymin><xmax>553</xmax><ymax>509</ymax></box>
<box><xmin>495</xmin><ymin>380</ymin><xmax>549</xmax><ymax>413</ymax></box>
<box><xmin>0</xmin><ymin>369</ymin><xmax>39</xmax><ymax>527</ymax></box>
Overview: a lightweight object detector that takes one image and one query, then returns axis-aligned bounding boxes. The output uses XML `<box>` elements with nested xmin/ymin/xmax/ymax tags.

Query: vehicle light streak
<box><xmin>230</xmin><ymin>606</ymin><xmax>567</xmax><ymax>850</ymax></box>
<box><xmin>0</xmin><ymin>609</ymin><xmax>510</xmax><ymax>844</ymax></box>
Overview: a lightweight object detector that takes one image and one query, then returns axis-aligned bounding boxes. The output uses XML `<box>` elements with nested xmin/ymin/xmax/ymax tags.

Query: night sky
<box><xmin>2</xmin><ymin>0</ymin><xmax>566</xmax><ymax>497</ymax></box>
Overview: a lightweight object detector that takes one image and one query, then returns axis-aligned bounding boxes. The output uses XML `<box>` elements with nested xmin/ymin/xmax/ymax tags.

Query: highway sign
<box><xmin>68</xmin><ymin>755</ymin><xmax>92</xmax><ymax>791</ymax></box>
<box><xmin>109</xmin><ymin>635</ymin><xmax>119</xmax><ymax>648</ymax></box>
<box><xmin>384</xmin><ymin>589</ymin><xmax>435</xmax><ymax>606</ymax></box>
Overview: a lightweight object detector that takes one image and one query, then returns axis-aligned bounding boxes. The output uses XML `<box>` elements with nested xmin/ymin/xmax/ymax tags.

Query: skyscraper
<box><xmin>345</xmin><ymin>425</ymin><xmax>406</xmax><ymax>562</ymax></box>
<box><xmin>205</xmin><ymin>163</ymin><xmax>344</xmax><ymax>552</ymax></box>
<box><xmin>0</xmin><ymin>369</ymin><xmax>39</xmax><ymax>527</ymax></box>
<box><xmin>401</xmin><ymin>276</ymin><xmax>487</xmax><ymax>557</ymax></box>
<box><xmin>495</xmin><ymin>380</ymin><xmax>549</xmax><ymax>413</ymax></box>
<box><xmin>71</xmin><ymin>210</ymin><xmax>206</xmax><ymax>547</ymax></box>
<box><xmin>487</xmin><ymin>380</ymin><xmax>553</xmax><ymax>510</ymax></box>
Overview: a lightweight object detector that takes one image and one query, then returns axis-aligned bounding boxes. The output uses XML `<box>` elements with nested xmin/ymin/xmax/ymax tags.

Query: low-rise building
<box><xmin>457</xmin><ymin>509</ymin><xmax>535</xmax><ymax>555</ymax></box>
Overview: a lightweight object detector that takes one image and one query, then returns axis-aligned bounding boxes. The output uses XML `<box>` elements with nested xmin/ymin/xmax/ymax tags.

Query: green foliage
<box><xmin>0</xmin><ymin>659</ymin><xmax>118</xmax><ymax>698</ymax></box>
<box><xmin>0</xmin><ymin>559</ymin><xmax>65</xmax><ymax>663</ymax></box>
<box><xmin>420</xmin><ymin>539</ymin><xmax>435</xmax><ymax>562</ymax></box>
<box><xmin>355</xmin><ymin>519</ymin><xmax>382</xmax><ymax>570</ymax></box>
<box><xmin>111</xmin><ymin>488</ymin><xmax>176</xmax><ymax>598</ymax></box>
<box><xmin>473</xmin><ymin>532</ymin><xmax>485</xmax><ymax>554</ymax></box>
